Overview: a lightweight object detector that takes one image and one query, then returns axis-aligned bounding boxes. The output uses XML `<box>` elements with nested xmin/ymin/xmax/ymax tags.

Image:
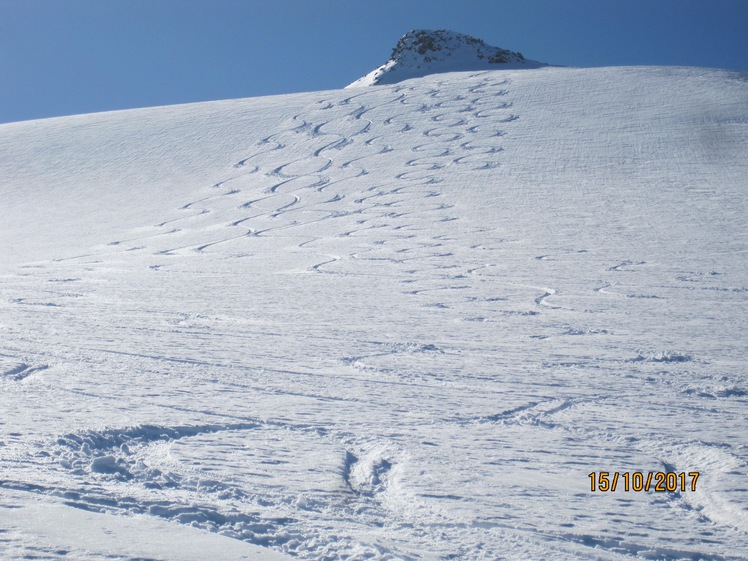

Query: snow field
<box><xmin>1</xmin><ymin>66</ymin><xmax>747</xmax><ymax>560</ymax></box>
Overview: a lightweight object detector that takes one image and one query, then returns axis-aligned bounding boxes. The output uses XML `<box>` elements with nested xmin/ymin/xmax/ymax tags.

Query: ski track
<box><xmin>1</xmin><ymin>68</ymin><xmax>747</xmax><ymax>560</ymax></box>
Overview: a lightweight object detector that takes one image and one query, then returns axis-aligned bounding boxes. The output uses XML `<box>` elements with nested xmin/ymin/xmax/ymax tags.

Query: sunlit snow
<box><xmin>1</xmin><ymin>65</ymin><xmax>747</xmax><ymax>560</ymax></box>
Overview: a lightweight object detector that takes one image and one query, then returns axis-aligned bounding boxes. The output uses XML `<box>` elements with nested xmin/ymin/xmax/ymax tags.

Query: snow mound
<box><xmin>347</xmin><ymin>29</ymin><xmax>547</xmax><ymax>87</ymax></box>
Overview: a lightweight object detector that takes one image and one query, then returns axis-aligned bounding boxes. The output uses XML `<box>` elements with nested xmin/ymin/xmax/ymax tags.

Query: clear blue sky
<box><xmin>2</xmin><ymin>0</ymin><xmax>747</xmax><ymax>124</ymax></box>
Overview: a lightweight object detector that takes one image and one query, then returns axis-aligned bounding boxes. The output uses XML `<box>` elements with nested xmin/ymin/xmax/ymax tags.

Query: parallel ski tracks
<box><xmin>5</xmin><ymin>70</ymin><xmax>745</xmax><ymax>560</ymax></box>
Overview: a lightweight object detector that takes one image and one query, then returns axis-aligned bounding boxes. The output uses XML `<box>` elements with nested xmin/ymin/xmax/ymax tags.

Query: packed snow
<box><xmin>1</xmin><ymin>62</ymin><xmax>747</xmax><ymax>560</ymax></box>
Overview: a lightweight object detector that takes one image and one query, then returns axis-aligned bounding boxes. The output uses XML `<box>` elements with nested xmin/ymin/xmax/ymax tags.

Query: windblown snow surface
<box><xmin>1</xmin><ymin>66</ymin><xmax>747</xmax><ymax>560</ymax></box>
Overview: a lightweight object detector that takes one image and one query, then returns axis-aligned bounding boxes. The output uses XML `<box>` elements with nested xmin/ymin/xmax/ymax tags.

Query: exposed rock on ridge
<box><xmin>347</xmin><ymin>29</ymin><xmax>547</xmax><ymax>87</ymax></box>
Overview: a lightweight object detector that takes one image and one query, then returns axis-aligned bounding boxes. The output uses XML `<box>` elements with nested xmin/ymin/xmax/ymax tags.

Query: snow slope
<box><xmin>1</xmin><ymin>65</ymin><xmax>747</xmax><ymax>560</ymax></box>
<box><xmin>347</xmin><ymin>29</ymin><xmax>546</xmax><ymax>87</ymax></box>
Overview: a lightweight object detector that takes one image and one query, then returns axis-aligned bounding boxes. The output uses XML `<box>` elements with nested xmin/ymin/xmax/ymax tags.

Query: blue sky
<box><xmin>1</xmin><ymin>0</ymin><xmax>747</xmax><ymax>124</ymax></box>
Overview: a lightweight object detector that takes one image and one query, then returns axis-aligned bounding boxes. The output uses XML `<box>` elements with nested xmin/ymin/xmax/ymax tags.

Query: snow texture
<box><xmin>347</xmin><ymin>29</ymin><xmax>547</xmax><ymax>87</ymax></box>
<box><xmin>1</xmin><ymin>62</ymin><xmax>747</xmax><ymax>560</ymax></box>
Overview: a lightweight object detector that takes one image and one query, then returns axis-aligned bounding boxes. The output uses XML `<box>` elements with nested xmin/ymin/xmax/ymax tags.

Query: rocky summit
<box><xmin>347</xmin><ymin>29</ymin><xmax>547</xmax><ymax>87</ymax></box>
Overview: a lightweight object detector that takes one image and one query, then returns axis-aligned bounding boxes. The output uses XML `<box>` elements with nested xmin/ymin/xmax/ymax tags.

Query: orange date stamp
<box><xmin>588</xmin><ymin>471</ymin><xmax>699</xmax><ymax>492</ymax></box>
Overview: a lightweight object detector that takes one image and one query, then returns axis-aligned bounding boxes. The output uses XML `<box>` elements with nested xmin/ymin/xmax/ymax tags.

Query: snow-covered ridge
<box><xmin>347</xmin><ymin>29</ymin><xmax>547</xmax><ymax>87</ymax></box>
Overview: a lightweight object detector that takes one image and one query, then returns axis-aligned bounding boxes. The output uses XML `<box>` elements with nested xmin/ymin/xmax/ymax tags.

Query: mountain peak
<box><xmin>347</xmin><ymin>29</ymin><xmax>547</xmax><ymax>87</ymax></box>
